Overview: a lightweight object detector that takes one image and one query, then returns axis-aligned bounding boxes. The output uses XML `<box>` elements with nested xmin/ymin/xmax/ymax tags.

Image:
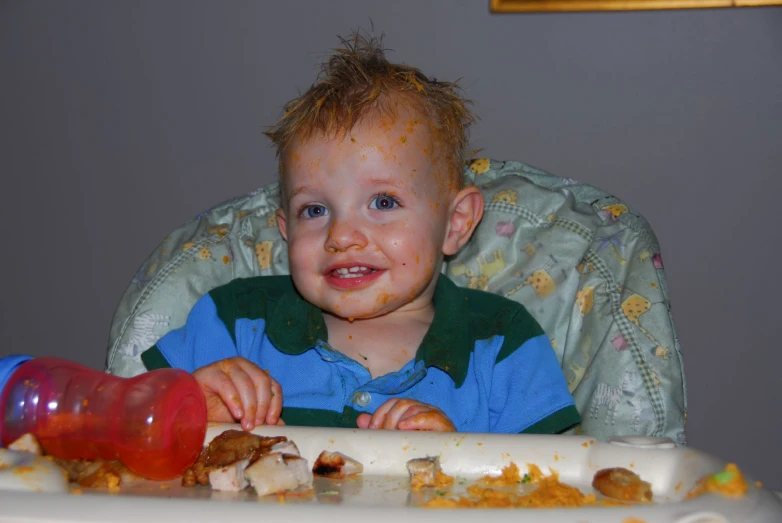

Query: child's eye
<box><xmin>369</xmin><ymin>194</ymin><xmax>399</xmax><ymax>211</ymax></box>
<box><xmin>299</xmin><ymin>204</ymin><xmax>328</xmax><ymax>219</ymax></box>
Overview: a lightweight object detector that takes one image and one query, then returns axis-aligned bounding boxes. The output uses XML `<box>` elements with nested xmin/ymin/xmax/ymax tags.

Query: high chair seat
<box><xmin>106</xmin><ymin>159</ymin><xmax>686</xmax><ymax>443</ymax></box>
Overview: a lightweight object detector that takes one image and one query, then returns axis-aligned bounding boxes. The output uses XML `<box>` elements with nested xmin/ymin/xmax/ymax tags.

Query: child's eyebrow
<box><xmin>366</xmin><ymin>178</ymin><xmax>410</xmax><ymax>191</ymax></box>
<box><xmin>288</xmin><ymin>185</ymin><xmax>316</xmax><ymax>200</ymax></box>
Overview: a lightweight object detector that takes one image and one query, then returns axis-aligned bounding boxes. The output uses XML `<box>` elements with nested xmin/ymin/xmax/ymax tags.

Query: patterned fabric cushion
<box><xmin>106</xmin><ymin>159</ymin><xmax>687</xmax><ymax>444</ymax></box>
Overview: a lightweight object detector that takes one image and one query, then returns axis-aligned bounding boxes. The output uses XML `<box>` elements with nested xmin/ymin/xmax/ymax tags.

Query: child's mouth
<box><xmin>330</xmin><ymin>266</ymin><xmax>378</xmax><ymax>279</ymax></box>
<box><xmin>325</xmin><ymin>265</ymin><xmax>384</xmax><ymax>289</ymax></box>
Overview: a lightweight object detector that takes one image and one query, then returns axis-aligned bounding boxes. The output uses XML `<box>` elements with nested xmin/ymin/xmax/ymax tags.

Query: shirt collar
<box><xmin>265</xmin><ymin>275</ymin><xmax>474</xmax><ymax>387</ymax></box>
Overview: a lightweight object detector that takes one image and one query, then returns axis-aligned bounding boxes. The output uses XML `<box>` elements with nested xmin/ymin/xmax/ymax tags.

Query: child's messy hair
<box><xmin>264</xmin><ymin>30</ymin><xmax>476</xmax><ymax>187</ymax></box>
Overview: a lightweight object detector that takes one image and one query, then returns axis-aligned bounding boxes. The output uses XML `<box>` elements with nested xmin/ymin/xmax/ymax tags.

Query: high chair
<box><xmin>105</xmin><ymin>159</ymin><xmax>686</xmax><ymax>443</ymax></box>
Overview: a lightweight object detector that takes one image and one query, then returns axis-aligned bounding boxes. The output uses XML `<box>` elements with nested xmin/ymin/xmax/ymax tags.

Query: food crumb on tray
<box><xmin>312</xmin><ymin>451</ymin><xmax>363</xmax><ymax>479</ymax></box>
<box><xmin>687</xmin><ymin>463</ymin><xmax>748</xmax><ymax>499</ymax></box>
<box><xmin>592</xmin><ymin>467</ymin><xmax>652</xmax><ymax>503</ymax></box>
<box><xmin>406</xmin><ymin>456</ymin><xmax>453</xmax><ymax>490</ymax></box>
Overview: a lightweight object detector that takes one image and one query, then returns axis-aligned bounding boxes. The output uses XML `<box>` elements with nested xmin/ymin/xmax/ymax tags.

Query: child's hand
<box><xmin>356</xmin><ymin>399</ymin><xmax>455</xmax><ymax>432</ymax></box>
<box><xmin>192</xmin><ymin>357</ymin><xmax>283</xmax><ymax>431</ymax></box>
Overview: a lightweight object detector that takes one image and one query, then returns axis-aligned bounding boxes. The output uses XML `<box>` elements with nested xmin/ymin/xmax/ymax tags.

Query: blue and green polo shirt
<box><xmin>141</xmin><ymin>275</ymin><xmax>579</xmax><ymax>434</ymax></box>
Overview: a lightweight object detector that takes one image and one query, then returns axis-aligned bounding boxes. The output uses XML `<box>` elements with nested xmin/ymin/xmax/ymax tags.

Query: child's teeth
<box><xmin>333</xmin><ymin>266</ymin><xmax>372</xmax><ymax>278</ymax></box>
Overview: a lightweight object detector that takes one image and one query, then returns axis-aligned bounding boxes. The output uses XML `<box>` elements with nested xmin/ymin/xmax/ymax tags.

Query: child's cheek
<box><xmin>288</xmin><ymin>229</ymin><xmax>321</xmax><ymax>264</ymax></box>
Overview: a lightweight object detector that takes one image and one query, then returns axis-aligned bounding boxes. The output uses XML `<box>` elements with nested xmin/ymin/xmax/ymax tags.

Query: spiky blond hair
<box><xmin>264</xmin><ymin>31</ymin><xmax>476</xmax><ymax>188</ymax></box>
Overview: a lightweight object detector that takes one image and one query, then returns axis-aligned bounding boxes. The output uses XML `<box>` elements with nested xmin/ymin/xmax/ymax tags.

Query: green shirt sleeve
<box><xmin>140</xmin><ymin>345</ymin><xmax>172</xmax><ymax>370</ymax></box>
<box><xmin>520</xmin><ymin>405</ymin><xmax>581</xmax><ymax>434</ymax></box>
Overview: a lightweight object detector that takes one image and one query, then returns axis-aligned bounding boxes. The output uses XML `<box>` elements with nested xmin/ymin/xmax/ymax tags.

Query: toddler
<box><xmin>141</xmin><ymin>33</ymin><xmax>579</xmax><ymax>434</ymax></box>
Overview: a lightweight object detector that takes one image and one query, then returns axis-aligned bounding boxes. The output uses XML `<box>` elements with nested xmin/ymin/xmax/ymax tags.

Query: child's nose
<box><xmin>324</xmin><ymin>219</ymin><xmax>368</xmax><ymax>252</ymax></box>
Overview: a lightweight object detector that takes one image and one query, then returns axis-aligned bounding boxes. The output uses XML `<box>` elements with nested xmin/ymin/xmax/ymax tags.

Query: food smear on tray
<box><xmin>687</xmin><ymin>463</ymin><xmax>748</xmax><ymax>499</ymax></box>
<box><xmin>418</xmin><ymin>462</ymin><xmax>602</xmax><ymax>508</ymax></box>
<box><xmin>1</xmin><ymin>430</ymin><xmax>756</xmax><ymax>509</ymax></box>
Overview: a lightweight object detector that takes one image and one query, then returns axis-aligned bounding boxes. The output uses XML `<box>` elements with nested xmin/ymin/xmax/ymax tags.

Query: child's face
<box><xmin>277</xmin><ymin>106</ymin><xmax>457</xmax><ymax>321</ymax></box>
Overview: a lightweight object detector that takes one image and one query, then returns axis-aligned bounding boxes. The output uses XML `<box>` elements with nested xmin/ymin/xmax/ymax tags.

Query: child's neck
<box><xmin>323</xmin><ymin>303</ymin><xmax>435</xmax><ymax>379</ymax></box>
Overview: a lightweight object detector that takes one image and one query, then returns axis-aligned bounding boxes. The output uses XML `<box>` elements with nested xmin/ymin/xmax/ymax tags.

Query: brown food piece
<box><xmin>181</xmin><ymin>430</ymin><xmax>288</xmax><ymax>487</ymax></box>
<box><xmin>53</xmin><ymin>458</ymin><xmax>91</xmax><ymax>483</ymax></box>
<box><xmin>592</xmin><ymin>467</ymin><xmax>653</xmax><ymax>503</ymax></box>
<box><xmin>312</xmin><ymin>450</ymin><xmax>363</xmax><ymax>478</ymax></box>
<box><xmin>182</xmin><ymin>447</ymin><xmax>211</xmax><ymax>487</ymax></box>
<box><xmin>204</xmin><ymin>430</ymin><xmax>287</xmax><ymax>467</ymax></box>
<box><xmin>53</xmin><ymin>458</ymin><xmax>140</xmax><ymax>490</ymax></box>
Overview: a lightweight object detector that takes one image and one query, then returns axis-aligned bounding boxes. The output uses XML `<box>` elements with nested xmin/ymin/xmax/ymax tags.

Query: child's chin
<box><xmin>325</xmin><ymin>306</ymin><xmax>392</xmax><ymax>321</ymax></box>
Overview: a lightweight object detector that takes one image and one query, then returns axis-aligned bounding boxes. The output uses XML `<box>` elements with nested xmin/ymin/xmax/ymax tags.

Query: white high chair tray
<box><xmin>1</xmin><ymin>423</ymin><xmax>780</xmax><ymax>523</ymax></box>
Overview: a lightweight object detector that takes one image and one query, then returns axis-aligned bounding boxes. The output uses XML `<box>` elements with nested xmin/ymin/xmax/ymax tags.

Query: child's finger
<box><xmin>236</xmin><ymin>361</ymin><xmax>277</xmax><ymax>426</ymax></box>
<box><xmin>366</xmin><ymin>398</ymin><xmax>400</xmax><ymax>429</ymax></box>
<box><xmin>398</xmin><ymin>411</ymin><xmax>456</xmax><ymax>432</ymax></box>
<box><xmin>356</xmin><ymin>413</ymin><xmax>372</xmax><ymax>429</ymax></box>
<box><xmin>264</xmin><ymin>377</ymin><xmax>283</xmax><ymax>425</ymax></box>
<box><xmin>370</xmin><ymin>399</ymin><xmax>419</xmax><ymax>430</ymax></box>
<box><xmin>382</xmin><ymin>400</ymin><xmax>427</xmax><ymax>429</ymax></box>
<box><xmin>193</xmin><ymin>366</ymin><xmax>244</xmax><ymax>421</ymax></box>
<box><xmin>220</xmin><ymin>363</ymin><xmax>259</xmax><ymax>431</ymax></box>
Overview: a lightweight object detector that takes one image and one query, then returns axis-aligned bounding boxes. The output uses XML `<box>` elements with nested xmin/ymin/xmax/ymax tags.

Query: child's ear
<box><xmin>442</xmin><ymin>186</ymin><xmax>484</xmax><ymax>256</ymax></box>
<box><xmin>276</xmin><ymin>207</ymin><xmax>289</xmax><ymax>241</ymax></box>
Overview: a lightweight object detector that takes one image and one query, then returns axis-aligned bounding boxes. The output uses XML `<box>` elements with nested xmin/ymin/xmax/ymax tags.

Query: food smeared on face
<box><xmin>278</xmin><ymin>101</ymin><xmax>457</xmax><ymax>322</ymax></box>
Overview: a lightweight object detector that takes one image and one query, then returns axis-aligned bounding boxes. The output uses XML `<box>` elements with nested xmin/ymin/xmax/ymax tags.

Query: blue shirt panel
<box><xmin>156</xmin><ymin>293</ymin><xmax>575</xmax><ymax>433</ymax></box>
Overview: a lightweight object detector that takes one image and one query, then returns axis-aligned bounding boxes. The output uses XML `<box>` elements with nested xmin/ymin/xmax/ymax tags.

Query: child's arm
<box><xmin>193</xmin><ymin>357</ymin><xmax>283</xmax><ymax>431</ymax></box>
<box><xmin>489</xmin><ymin>332</ymin><xmax>580</xmax><ymax>434</ymax></box>
<box><xmin>355</xmin><ymin>399</ymin><xmax>455</xmax><ymax>431</ymax></box>
<box><xmin>140</xmin><ymin>284</ymin><xmax>285</xmax><ymax>431</ymax></box>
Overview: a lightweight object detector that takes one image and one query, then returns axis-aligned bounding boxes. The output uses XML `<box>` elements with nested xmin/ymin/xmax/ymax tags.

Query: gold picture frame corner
<box><xmin>490</xmin><ymin>0</ymin><xmax>782</xmax><ymax>12</ymax></box>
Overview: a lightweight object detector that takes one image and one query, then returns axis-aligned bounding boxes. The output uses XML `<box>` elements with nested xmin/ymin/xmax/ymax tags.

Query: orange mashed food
<box><xmin>422</xmin><ymin>463</ymin><xmax>599</xmax><ymax>508</ymax></box>
<box><xmin>411</xmin><ymin>470</ymin><xmax>454</xmax><ymax>491</ymax></box>
<box><xmin>687</xmin><ymin>463</ymin><xmax>748</xmax><ymax>499</ymax></box>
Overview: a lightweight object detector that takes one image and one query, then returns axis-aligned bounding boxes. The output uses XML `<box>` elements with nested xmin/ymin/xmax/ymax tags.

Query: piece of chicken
<box><xmin>182</xmin><ymin>430</ymin><xmax>288</xmax><ymax>487</ymax></box>
<box><xmin>208</xmin><ymin>459</ymin><xmax>251</xmax><ymax>492</ymax></box>
<box><xmin>270</xmin><ymin>440</ymin><xmax>300</xmax><ymax>457</ymax></box>
<box><xmin>245</xmin><ymin>452</ymin><xmax>313</xmax><ymax>497</ymax></box>
<box><xmin>312</xmin><ymin>450</ymin><xmax>363</xmax><ymax>478</ymax></box>
<box><xmin>406</xmin><ymin>456</ymin><xmax>441</xmax><ymax>488</ymax></box>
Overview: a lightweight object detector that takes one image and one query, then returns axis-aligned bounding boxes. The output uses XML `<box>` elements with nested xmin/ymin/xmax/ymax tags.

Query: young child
<box><xmin>140</xmin><ymin>33</ymin><xmax>579</xmax><ymax>435</ymax></box>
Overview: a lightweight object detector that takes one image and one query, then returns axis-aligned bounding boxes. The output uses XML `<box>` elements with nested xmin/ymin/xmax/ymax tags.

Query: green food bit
<box><xmin>713</xmin><ymin>471</ymin><xmax>735</xmax><ymax>485</ymax></box>
<box><xmin>521</xmin><ymin>474</ymin><xmax>531</xmax><ymax>484</ymax></box>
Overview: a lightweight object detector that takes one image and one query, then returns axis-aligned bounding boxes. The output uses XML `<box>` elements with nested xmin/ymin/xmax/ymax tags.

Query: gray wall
<box><xmin>1</xmin><ymin>0</ymin><xmax>780</xmax><ymax>490</ymax></box>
